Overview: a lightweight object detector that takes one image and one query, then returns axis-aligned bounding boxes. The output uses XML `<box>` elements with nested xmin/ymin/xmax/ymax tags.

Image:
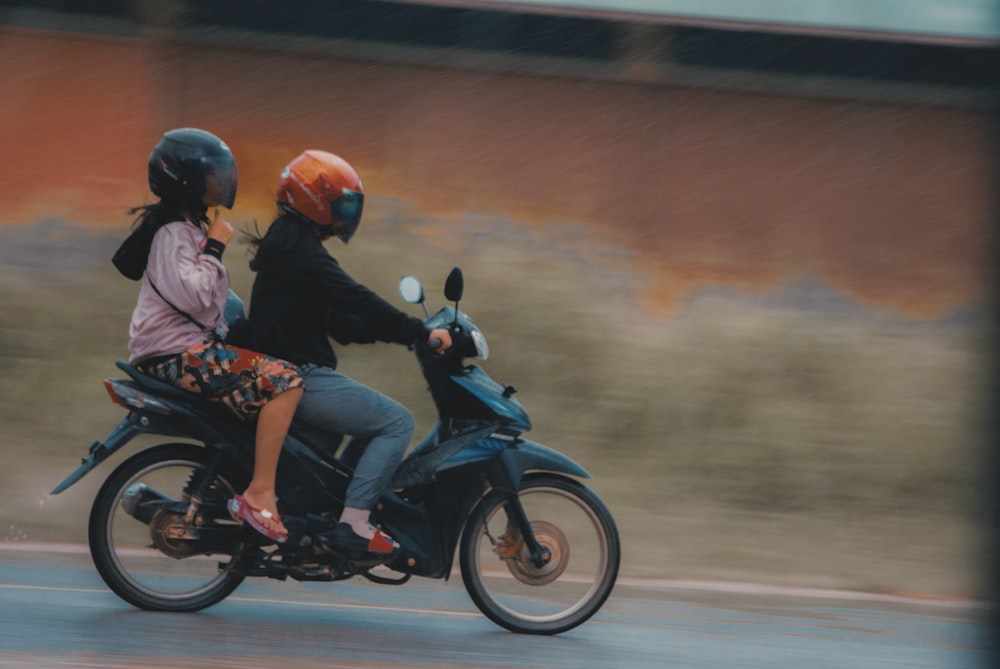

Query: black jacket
<box><xmin>240</xmin><ymin>223</ymin><xmax>428</xmax><ymax>369</ymax></box>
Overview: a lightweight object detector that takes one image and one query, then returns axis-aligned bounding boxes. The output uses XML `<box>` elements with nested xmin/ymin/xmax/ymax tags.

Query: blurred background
<box><xmin>0</xmin><ymin>0</ymin><xmax>997</xmax><ymax>598</ymax></box>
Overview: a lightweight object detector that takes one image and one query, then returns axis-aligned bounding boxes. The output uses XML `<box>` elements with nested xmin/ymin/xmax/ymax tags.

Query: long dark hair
<box><xmin>248</xmin><ymin>209</ymin><xmax>315</xmax><ymax>273</ymax></box>
<box><xmin>112</xmin><ymin>200</ymin><xmax>199</xmax><ymax>280</ymax></box>
<box><xmin>128</xmin><ymin>197</ymin><xmax>208</xmax><ymax>231</ymax></box>
<box><xmin>127</xmin><ymin>201</ymin><xmax>183</xmax><ymax>235</ymax></box>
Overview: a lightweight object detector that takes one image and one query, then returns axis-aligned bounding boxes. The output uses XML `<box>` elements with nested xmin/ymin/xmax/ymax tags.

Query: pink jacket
<box><xmin>128</xmin><ymin>220</ymin><xmax>229</xmax><ymax>363</ymax></box>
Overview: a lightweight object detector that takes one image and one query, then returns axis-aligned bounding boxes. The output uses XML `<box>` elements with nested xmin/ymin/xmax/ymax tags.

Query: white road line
<box><xmin>0</xmin><ymin>541</ymin><xmax>980</xmax><ymax>609</ymax></box>
<box><xmin>0</xmin><ymin>583</ymin><xmax>104</xmax><ymax>594</ymax></box>
<box><xmin>0</xmin><ymin>582</ymin><xmax>478</xmax><ymax>617</ymax></box>
<box><xmin>227</xmin><ymin>594</ymin><xmax>480</xmax><ymax>617</ymax></box>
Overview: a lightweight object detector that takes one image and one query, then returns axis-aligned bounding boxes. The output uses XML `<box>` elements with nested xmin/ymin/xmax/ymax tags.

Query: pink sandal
<box><xmin>228</xmin><ymin>494</ymin><xmax>287</xmax><ymax>543</ymax></box>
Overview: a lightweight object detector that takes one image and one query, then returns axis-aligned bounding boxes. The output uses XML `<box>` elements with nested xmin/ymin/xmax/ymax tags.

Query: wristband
<box><xmin>203</xmin><ymin>238</ymin><xmax>226</xmax><ymax>260</ymax></box>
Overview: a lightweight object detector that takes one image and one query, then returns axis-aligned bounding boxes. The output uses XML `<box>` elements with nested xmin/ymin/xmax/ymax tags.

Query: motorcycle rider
<box><xmin>235</xmin><ymin>149</ymin><xmax>451</xmax><ymax>555</ymax></box>
<box><xmin>117</xmin><ymin>128</ymin><xmax>304</xmax><ymax>543</ymax></box>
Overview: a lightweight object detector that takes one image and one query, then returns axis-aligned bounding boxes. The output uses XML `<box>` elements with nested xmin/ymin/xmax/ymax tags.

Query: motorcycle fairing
<box><xmin>381</xmin><ymin>461</ymin><xmax>497</xmax><ymax>579</ymax></box>
<box><xmin>450</xmin><ymin>365</ymin><xmax>531</xmax><ymax>430</ymax></box>
<box><xmin>274</xmin><ymin>433</ymin><xmax>354</xmax><ymax>514</ymax></box>
<box><xmin>390</xmin><ymin>420</ymin><xmax>500</xmax><ymax>489</ymax></box>
<box><xmin>437</xmin><ymin>434</ymin><xmax>589</xmax><ymax>484</ymax></box>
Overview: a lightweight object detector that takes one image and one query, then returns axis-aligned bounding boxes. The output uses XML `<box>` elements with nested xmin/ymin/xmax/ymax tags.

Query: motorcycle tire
<box><xmin>88</xmin><ymin>443</ymin><xmax>248</xmax><ymax>612</ymax></box>
<box><xmin>459</xmin><ymin>472</ymin><xmax>620</xmax><ymax>635</ymax></box>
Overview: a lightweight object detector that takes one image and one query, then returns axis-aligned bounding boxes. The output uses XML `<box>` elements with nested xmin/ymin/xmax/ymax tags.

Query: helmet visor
<box><xmin>202</xmin><ymin>153</ymin><xmax>238</xmax><ymax>209</ymax></box>
<box><xmin>330</xmin><ymin>188</ymin><xmax>364</xmax><ymax>243</ymax></box>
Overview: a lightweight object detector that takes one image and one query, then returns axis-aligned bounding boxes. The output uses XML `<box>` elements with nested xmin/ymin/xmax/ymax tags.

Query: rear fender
<box><xmin>51</xmin><ymin>413</ymin><xmax>146</xmax><ymax>494</ymax></box>
<box><xmin>50</xmin><ymin>406</ymin><xmax>233</xmax><ymax>495</ymax></box>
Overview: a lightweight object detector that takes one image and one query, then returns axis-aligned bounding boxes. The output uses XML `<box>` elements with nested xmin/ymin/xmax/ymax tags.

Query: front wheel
<box><xmin>88</xmin><ymin>443</ymin><xmax>247</xmax><ymax>612</ymax></box>
<box><xmin>459</xmin><ymin>473</ymin><xmax>620</xmax><ymax>635</ymax></box>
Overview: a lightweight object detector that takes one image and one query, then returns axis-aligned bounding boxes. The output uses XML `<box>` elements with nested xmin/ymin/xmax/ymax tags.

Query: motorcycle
<box><xmin>51</xmin><ymin>266</ymin><xmax>620</xmax><ymax>635</ymax></box>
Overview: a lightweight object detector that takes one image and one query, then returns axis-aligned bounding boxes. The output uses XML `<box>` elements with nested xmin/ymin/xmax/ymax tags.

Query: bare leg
<box><xmin>241</xmin><ymin>387</ymin><xmax>303</xmax><ymax>537</ymax></box>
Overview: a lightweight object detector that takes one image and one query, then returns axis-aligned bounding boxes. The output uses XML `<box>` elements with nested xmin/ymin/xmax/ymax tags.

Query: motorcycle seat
<box><xmin>112</xmin><ymin>360</ymin><xmax>267</xmax><ymax>425</ymax></box>
<box><xmin>114</xmin><ymin>359</ymin><xmax>204</xmax><ymax>403</ymax></box>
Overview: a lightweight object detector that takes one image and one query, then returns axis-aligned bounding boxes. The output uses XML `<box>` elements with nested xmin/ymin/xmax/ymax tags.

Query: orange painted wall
<box><xmin>0</xmin><ymin>24</ymin><xmax>992</xmax><ymax>318</ymax></box>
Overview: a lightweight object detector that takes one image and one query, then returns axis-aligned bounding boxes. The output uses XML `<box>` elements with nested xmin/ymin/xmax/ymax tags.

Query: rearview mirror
<box><xmin>444</xmin><ymin>267</ymin><xmax>464</xmax><ymax>303</ymax></box>
<box><xmin>398</xmin><ymin>275</ymin><xmax>425</xmax><ymax>304</ymax></box>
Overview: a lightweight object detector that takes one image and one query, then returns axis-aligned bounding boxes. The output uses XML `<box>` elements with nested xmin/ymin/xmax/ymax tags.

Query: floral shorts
<box><xmin>138</xmin><ymin>339</ymin><xmax>303</xmax><ymax>422</ymax></box>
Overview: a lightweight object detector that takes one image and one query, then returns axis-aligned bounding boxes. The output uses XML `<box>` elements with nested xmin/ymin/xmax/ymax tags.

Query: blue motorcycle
<box><xmin>52</xmin><ymin>267</ymin><xmax>620</xmax><ymax>635</ymax></box>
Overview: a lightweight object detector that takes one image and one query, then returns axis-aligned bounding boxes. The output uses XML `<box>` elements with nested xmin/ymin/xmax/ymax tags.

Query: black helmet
<box><xmin>147</xmin><ymin>128</ymin><xmax>238</xmax><ymax>209</ymax></box>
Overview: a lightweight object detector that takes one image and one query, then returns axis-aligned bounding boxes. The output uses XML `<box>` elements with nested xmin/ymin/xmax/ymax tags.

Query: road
<box><xmin>0</xmin><ymin>544</ymin><xmax>987</xmax><ymax>669</ymax></box>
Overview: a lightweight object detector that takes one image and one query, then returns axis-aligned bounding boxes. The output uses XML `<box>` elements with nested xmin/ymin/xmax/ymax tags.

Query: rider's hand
<box><xmin>207</xmin><ymin>208</ymin><xmax>234</xmax><ymax>246</ymax></box>
<box><xmin>428</xmin><ymin>328</ymin><xmax>452</xmax><ymax>354</ymax></box>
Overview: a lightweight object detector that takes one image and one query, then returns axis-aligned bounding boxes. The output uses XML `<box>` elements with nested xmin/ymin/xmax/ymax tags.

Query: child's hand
<box><xmin>207</xmin><ymin>208</ymin><xmax>234</xmax><ymax>245</ymax></box>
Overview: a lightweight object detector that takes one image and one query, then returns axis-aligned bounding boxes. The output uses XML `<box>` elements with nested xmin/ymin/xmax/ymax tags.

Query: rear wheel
<box><xmin>88</xmin><ymin>443</ymin><xmax>247</xmax><ymax>612</ymax></box>
<box><xmin>459</xmin><ymin>473</ymin><xmax>620</xmax><ymax>634</ymax></box>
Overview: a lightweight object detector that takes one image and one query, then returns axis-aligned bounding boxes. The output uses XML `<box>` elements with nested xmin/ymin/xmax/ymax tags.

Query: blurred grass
<box><xmin>0</xmin><ymin>211</ymin><xmax>989</xmax><ymax>597</ymax></box>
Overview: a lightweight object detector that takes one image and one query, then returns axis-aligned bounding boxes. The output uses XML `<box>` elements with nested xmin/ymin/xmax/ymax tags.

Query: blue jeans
<box><xmin>292</xmin><ymin>364</ymin><xmax>414</xmax><ymax>509</ymax></box>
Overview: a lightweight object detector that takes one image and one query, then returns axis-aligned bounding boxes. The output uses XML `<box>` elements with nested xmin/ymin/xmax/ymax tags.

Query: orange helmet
<box><xmin>276</xmin><ymin>150</ymin><xmax>364</xmax><ymax>243</ymax></box>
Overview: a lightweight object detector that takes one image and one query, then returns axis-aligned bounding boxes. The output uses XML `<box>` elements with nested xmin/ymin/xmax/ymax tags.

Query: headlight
<box><xmin>471</xmin><ymin>329</ymin><xmax>489</xmax><ymax>360</ymax></box>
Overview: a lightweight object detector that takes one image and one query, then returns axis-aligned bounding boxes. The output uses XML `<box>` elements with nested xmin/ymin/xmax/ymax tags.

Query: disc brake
<box><xmin>494</xmin><ymin>521</ymin><xmax>569</xmax><ymax>586</ymax></box>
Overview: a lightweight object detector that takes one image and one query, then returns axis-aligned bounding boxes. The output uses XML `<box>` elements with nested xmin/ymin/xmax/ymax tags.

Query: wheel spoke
<box><xmin>460</xmin><ymin>474</ymin><xmax>619</xmax><ymax>634</ymax></box>
<box><xmin>89</xmin><ymin>444</ymin><xmax>246</xmax><ymax>611</ymax></box>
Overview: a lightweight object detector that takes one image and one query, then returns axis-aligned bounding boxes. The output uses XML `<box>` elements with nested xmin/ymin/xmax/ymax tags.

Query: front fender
<box><xmin>499</xmin><ymin>439</ymin><xmax>590</xmax><ymax>490</ymax></box>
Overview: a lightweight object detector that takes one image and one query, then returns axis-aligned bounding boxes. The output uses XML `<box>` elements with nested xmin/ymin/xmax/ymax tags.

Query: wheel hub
<box><xmin>499</xmin><ymin>520</ymin><xmax>569</xmax><ymax>586</ymax></box>
<box><xmin>149</xmin><ymin>509</ymin><xmax>202</xmax><ymax>558</ymax></box>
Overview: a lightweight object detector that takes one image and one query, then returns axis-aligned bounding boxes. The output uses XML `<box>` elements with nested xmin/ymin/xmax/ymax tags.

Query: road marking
<box><xmin>0</xmin><ymin>583</ymin><xmax>104</xmax><ymax>594</ymax></box>
<box><xmin>0</xmin><ymin>542</ymin><xmax>85</xmax><ymax>554</ymax></box>
<box><xmin>227</xmin><ymin>594</ymin><xmax>480</xmax><ymax>617</ymax></box>
<box><xmin>0</xmin><ymin>581</ymin><xmax>480</xmax><ymax>617</ymax></box>
<box><xmin>0</xmin><ymin>541</ymin><xmax>980</xmax><ymax>609</ymax></box>
<box><xmin>614</xmin><ymin>577</ymin><xmax>983</xmax><ymax>609</ymax></box>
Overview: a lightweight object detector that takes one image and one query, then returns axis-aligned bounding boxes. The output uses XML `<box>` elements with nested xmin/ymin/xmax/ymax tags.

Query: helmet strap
<box><xmin>277</xmin><ymin>201</ymin><xmax>313</xmax><ymax>225</ymax></box>
<box><xmin>277</xmin><ymin>201</ymin><xmax>338</xmax><ymax>238</ymax></box>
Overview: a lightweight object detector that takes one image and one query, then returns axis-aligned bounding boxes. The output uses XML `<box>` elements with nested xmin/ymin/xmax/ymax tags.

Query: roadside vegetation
<box><xmin>0</xmin><ymin>210</ymin><xmax>988</xmax><ymax>597</ymax></box>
